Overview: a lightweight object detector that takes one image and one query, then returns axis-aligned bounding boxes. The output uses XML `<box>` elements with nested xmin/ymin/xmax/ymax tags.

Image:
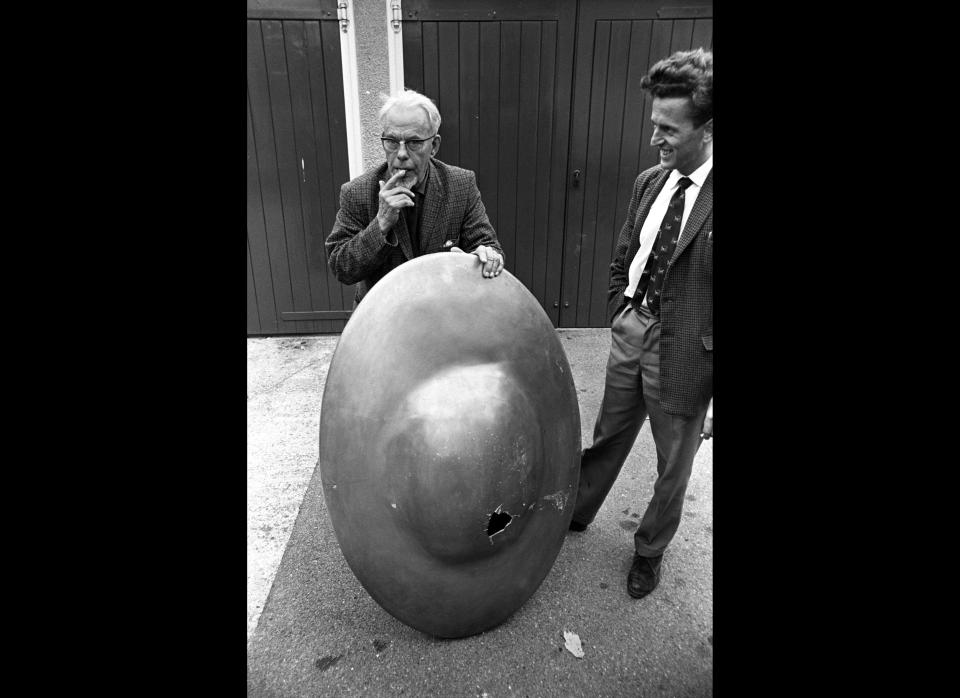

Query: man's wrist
<box><xmin>378</xmin><ymin>219</ymin><xmax>398</xmax><ymax>246</ymax></box>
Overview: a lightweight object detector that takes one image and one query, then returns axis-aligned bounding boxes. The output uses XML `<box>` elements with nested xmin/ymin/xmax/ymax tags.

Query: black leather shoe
<box><xmin>627</xmin><ymin>554</ymin><xmax>663</xmax><ymax>599</ymax></box>
<box><xmin>569</xmin><ymin>520</ymin><xmax>588</xmax><ymax>532</ymax></box>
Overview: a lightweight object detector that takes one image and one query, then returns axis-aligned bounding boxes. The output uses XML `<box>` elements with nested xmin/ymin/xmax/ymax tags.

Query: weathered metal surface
<box><xmin>319</xmin><ymin>252</ymin><xmax>581</xmax><ymax>638</ymax></box>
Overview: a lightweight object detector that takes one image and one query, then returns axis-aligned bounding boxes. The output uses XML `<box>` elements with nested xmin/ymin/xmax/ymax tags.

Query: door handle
<box><xmin>572</xmin><ymin>169</ymin><xmax>581</xmax><ymax>187</ymax></box>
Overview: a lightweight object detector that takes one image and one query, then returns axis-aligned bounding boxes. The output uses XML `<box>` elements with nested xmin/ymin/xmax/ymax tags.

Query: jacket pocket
<box><xmin>702</xmin><ymin>334</ymin><xmax>713</xmax><ymax>351</ymax></box>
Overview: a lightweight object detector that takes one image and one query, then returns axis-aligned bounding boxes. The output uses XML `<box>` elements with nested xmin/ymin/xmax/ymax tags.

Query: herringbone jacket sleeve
<box><xmin>455</xmin><ymin>171</ymin><xmax>503</xmax><ymax>258</ymax></box>
<box><xmin>606</xmin><ymin>175</ymin><xmax>646</xmax><ymax>323</ymax></box>
<box><xmin>325</xmin><ymin>177</ymin><xmax>397</xmax><ymax>286</ymax></box>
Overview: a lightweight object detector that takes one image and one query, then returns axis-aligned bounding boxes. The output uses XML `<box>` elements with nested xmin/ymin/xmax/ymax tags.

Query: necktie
<box><xmin>640</xmin><ymin>176</ymin><xmax>693</xmax><ymax>315</ymax></box>
<box><xmin>403</xmin><ymin>191</ymin><xmax>423</xmax><ymax>255</ymax></box>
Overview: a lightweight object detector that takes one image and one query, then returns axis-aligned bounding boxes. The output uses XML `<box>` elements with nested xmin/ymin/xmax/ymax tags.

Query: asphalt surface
<box><xmin>247</xmin><ymin>330</ymin><xmax>713</xmax><ymax>697</ymax></box>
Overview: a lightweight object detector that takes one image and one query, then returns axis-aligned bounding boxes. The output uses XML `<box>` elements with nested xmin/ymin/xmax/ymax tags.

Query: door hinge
<box><xmin>337</xmin><ymin>1</ymin><xmax>349</xmax><ymax>33</ymax></box>
<box><xmin>390</xmin><ymin>1</ymin><xmax>402</xmax><ymax>33</ymax></box>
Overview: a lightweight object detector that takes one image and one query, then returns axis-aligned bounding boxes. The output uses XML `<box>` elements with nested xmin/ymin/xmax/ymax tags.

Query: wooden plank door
<box><xmin>558</xmin><ymin>0</ymin><xmax>712</xmax><ymax>327</ymax></box>
<box><xmin>247</xmin><ymin>0</ymin><xmax>354</xmax><ymax>335</ymax></box>
<box><xmin>401</xmin><ymin>0</ymin><xmax>578</xmax><ymax>326</ymax></box>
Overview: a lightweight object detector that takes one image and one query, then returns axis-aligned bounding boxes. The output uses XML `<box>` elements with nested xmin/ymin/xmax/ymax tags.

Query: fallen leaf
<box><xmin>563</xmin><ymin>630</ymin><xmax>584</xmax><ymax>658</ymax></box>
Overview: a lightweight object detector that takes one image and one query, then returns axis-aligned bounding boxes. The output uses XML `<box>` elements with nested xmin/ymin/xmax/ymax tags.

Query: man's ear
<box><xmin>702</xmin><ymin>118</ymin><xmax>713</xmax><ymax>144</ymax></box>
<box><xmin>431</xmin><ymin>134</ymin><xmax>441</xmax><ymax>157</ymax></box>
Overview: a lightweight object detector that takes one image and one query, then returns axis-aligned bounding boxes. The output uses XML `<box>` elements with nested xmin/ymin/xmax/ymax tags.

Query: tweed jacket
<box><xmin>608</xmin><ymin>165</ymin><xmax>713</xmax><ymax>416</ymax></box>
<box><xmin>326</xmin><ymin>158</ymin><xmax>503</xmax><ymax>305</ymax></box>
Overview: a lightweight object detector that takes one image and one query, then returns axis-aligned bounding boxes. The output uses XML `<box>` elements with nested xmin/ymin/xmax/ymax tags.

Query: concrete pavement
<box><xmin>247</xmin><ymin>330</ymin><xmax>712</xmax><ymax>696</ymax></box>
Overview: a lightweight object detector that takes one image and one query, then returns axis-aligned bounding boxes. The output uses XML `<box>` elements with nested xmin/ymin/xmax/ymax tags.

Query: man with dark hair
<box><xmin>568</xmin><ymin>48</ymin><xmax>713</xmax><ymax>600</ymax></box>
<box><xmin>326</xmin><ymin>89</ymin><xmax>504</xmax><ymax>307</ymax></box>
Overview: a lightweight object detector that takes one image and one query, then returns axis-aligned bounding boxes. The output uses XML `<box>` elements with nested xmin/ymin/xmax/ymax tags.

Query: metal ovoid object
<box><xmin>319</xmin><ymin>252</ymin><xmax>581</xmax><ymax>638</ymax></box>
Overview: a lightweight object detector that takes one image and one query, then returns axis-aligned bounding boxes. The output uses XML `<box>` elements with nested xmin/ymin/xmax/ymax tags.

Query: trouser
<box><xmin>571</xmin><ymin>302</ymin><xmax>708</xmax><ymax>558</ymax></box>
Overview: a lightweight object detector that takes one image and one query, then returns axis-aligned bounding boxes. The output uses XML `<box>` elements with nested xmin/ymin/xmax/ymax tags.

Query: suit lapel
<box><xmin>626</xmin><ymin>170</ymin><xmax>671</xmax><ymax>262</ymax></box>
<box><xmin>395</xmin><ymin>212</ymin><xmax>414</xmax><ymax>260</ymax></box>
<box><xmin>417</xmin><ymin>161</ymin><xmax>445</xmax><ymax>253</ymax></box>
<box><xmin>672</xmin><ymin>169</ymin><xmax>712</xmax><ymax>261</ymax></box>
<box><xmin>637</xmin><ymin>170</ymin><xmax>670</xmax><ymax>232</ymax></box>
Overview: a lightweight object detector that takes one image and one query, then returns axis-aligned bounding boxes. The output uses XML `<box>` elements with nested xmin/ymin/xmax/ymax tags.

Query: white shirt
<box><xmin>625</xmin><ymin>156</ymin><xmax>713</xmax><ymax>304</ymax></box>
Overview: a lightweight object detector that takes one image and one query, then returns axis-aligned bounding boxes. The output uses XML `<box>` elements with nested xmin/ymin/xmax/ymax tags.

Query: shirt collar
<box><xmin>667</xmin><ymin>155</ymin><xmax>712</xmax><ymax>189</ymax></box>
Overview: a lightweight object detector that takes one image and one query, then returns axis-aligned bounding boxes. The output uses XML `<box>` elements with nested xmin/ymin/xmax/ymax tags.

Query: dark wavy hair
<box><xmin>640</xmin><ymin>48</ymin><xmax>713</xmax><ymax>127</ymax></box>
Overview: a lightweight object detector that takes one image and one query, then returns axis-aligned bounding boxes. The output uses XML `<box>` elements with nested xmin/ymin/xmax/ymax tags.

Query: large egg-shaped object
<box><xmin>319</xmin><ymin>252</ymin><xmax>581</xmax><ymax>638</ymax></box>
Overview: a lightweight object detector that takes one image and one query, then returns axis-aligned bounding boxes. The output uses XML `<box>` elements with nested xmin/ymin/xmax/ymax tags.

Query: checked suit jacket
<box><xmin>608</xmin><ymin>165</ymin><xmax>713</xmax><ymax>416</ymax></box>
<box><xmin>325</xmin><ymin>158</ymin><xmax>503</xmax><ymax>306</ymax></box>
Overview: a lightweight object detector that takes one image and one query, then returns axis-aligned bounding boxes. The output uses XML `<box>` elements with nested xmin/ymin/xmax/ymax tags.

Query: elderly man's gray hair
<box><xmin>378</xmin><ymin>88</ymin><xmax>442</xmax><ymax>133</ymax></box>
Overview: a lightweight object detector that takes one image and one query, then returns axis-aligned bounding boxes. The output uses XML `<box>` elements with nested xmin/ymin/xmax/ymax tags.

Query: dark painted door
<box><xmin>247</xmin><ymin>0</ymin><xmax>354</xmax><ymax>335</ymax></box>
<box><xmin>402</xmin><ymin>0</ymin><xmax>712</xmax><ymax>328</ymax></box>
<box><xmin>401</xmin><ymin>0</ymin><xmax>578</xmax><ymax>326</ymax></box>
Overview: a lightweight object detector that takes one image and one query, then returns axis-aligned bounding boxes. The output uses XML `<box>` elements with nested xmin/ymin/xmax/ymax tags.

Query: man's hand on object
<box><xmin>377</xmin><ymin>170</ymin><xmax>415</xmax><ymax>232</ymax></box>
<box><xmin>700</xmin><ymin>398</ymin><xmax>713</xmax><ymax>440</ymax></box>
<box><xmin>450</xmin><ymin>244</ymin><xmax>504</xmax><ymax>278</ymax></box>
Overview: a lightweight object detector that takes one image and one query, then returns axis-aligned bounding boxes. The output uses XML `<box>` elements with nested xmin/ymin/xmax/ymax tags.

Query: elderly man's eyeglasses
<box><xmin>381</xmin><ymin>134</ymin><xmax>437</xmax><ymax>153</ymax></box>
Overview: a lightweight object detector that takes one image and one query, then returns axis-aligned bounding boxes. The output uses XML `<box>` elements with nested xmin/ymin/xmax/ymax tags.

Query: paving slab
<box><xmin>247</xmin><ymin>329</ymin><xmax>712</xmax><ymax>696</ymax></box>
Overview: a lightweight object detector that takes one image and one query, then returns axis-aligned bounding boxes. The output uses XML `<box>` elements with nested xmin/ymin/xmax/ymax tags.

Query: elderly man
<box><xmin>326</xmin><ymin>89</ymin><xmax>504</xmax><ymax>305</ymax></box>
<box><xmin>568</xmin><ymin>48</ymin><xmax>714</xmax><ymax>601</ymax></box>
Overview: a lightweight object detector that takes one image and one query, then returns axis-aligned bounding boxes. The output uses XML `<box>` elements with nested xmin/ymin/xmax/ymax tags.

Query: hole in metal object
<box><xmin>487</xmin><ymin>507</ymin><xmax>513</xmax><ymax>536</ymax></box>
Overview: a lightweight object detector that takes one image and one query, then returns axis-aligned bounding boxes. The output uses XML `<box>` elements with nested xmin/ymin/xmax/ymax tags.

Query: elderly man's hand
<box><xmin>700</xmin><ymin>398</ymin><xmax>713</xmax><ymax>440</ymax></box>
<box><xmin>376</xmin><ymin>169</ymin><xmax>415</xmax><ymax>232</ymax></box>
<box><xmin>450</xmin><ymin>244</ymin><xmax>503</xmax><ymax>278</ymax></box>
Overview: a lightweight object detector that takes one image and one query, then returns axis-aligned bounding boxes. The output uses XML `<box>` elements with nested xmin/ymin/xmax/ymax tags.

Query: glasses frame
<box><xmin>380</xmin><ymin>132</ymin><xmax>438</xmax><ymax>153</ymax></box>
